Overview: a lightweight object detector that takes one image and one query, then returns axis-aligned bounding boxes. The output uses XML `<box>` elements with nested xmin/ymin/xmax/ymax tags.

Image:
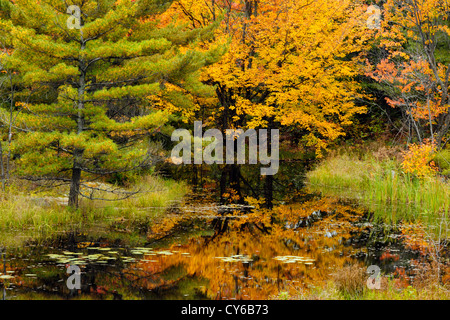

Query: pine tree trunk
<box><xmin>68</xmin><ymin>157</ymin><xmax>82</xmax><ymax>208</ymax></box>
<box><xmin>68</xmin><ymin>29</ymin><xmax>86</xmax><ymax>208</ymax></box>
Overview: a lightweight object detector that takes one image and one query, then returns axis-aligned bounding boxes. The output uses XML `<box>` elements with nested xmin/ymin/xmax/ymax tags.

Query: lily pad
<box><xmin>156</xmin><ymin>251</ymin><xmax>174</xmax><ymax>256</ymax></box>
<box><xmin>86</xmin><ymin>254</ymin><xmax>102</xmax><ymax>260</ymax></box>
<box><xmin>273</xmin><ymin>255</ymin><xmax>315</xmax><ymax>264</ymax></box>
<box><xmin>216</xmin><ymin>255</ymin><xmax>253</xmax><ymax>263</ymax></box>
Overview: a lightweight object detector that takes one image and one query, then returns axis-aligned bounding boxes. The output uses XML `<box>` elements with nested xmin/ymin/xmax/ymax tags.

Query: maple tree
<box><xmin>0</xmin><ymin>0</ymin><xmax>222</xmax><ymax>207</ymax></box>
<box><xmin>168</xmin><ymin>0</ymin><xmax>374</xmax><ymax>208</ymax></box>
<box><xmin>173</xmin><ymin>0</ymin><xmax>371</xmax><ymax>153</ymax></box>
<box><xmin>366</xmin><ymin>0</ymin><xmax>450</xmax><ymax>148</ymax></box>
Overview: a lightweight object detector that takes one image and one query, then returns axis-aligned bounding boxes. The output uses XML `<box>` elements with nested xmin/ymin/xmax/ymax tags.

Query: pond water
<box><xmin>0</xmin><ymin>163</ymin><xmax>443</xmax><ymax>300</ymax></box>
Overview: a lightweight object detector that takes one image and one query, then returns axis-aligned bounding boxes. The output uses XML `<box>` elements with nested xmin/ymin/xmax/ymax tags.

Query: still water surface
<box><xmin>0</xmin><ymin>162</ymin><xmax>435</xmax><ymax>299</ymax></box>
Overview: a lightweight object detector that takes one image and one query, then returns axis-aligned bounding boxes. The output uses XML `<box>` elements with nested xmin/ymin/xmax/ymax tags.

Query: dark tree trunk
<box><xmin>264</xmin><ymin>174</ymin><xmax>273</xmax><ymax>209</ymax></box>
<box><xmin>229</xmin><ymin>164</ymin><xmax>243</xmax><ymax>203</ymax></box>
<box><xmin>219</xmin><ymin>165</ymin><xmax>227</xmax><ymax>204</ymax></box>
<box><xmin>68</xmin><ymin>156</ymin><xmax>82</xmax><ymax>208</ymax></box>
<box><xmin>264</xmin><ymin>117</ymin><xmax>275</xmax><ymax>209</ymax></box>
<box><xmin>192</xmin><ymin>164</ymin><xmax>198</xmax><ymax>187</ymax></box>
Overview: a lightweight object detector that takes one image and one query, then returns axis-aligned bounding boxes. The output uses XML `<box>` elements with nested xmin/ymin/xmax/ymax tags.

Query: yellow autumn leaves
<box><xmin>401</xmin><ymin>141</ymin><xmax>438</xmax><ymax>178</ymax></box>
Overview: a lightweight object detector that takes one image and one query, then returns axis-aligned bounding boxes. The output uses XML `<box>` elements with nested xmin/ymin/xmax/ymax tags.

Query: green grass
<box><xmin>306</xmin><ymin>151</ymin><xmax>450</xmax><ymax>229</ymax></box>
<box><xmin>434</xmin><ymin>148</ymin><xmax>450</xmax><ymax>176</ymax></box>
<box><xmin>79</xmin><ymin>175</ymin><xmax>190</xmax><ymax>219</ymax></box>
<box><xmin>0</xmin><ymin>175</ymin><xmax>190</xmax><ymax>247</ymax></box>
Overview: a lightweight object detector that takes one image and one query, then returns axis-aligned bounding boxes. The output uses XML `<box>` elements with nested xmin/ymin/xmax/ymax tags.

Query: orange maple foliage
<box><xmin>366</xmin><ymin>0</ymin><xmax>450</xmax><ymax>147</ymax></box>
<box><xmin>170</xmin><ymin>0</ymin><xmax>372</xmax><ymax>155</ymax></box>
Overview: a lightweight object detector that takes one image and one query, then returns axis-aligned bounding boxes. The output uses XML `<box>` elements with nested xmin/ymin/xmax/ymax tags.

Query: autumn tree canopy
<box><xmin>171</xmin><ymin>0</ymin><xmax>374</xmax><ymax>156</ymax></box>
<box><xmin>366</xmin><ymin>0</ymin><xmax>450</xmax><ymax>148</ymax></box>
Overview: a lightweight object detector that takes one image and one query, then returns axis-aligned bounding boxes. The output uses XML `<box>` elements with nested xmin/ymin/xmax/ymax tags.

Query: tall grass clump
<box><xmin>0</xmin><ymin>196</ymin><xmax>82</xmax><ymax>231</ymax></box>
<box><xmin>306</xmin><ymin>149</ymin><xmax>450</xmax><ymax>228</ymax></box>
<box><xmin>0</xmin><ymin>175</ymin><xmax>190</xmax><ymax>247</ymax></box>
<box><xmin>79</xmin><ymin>175</ymin><xmax>190</xmax><ymax>221</ymax></box>
<box><xmin>0</xmin><ymin>193</ymin><xmax>86</xmax><ymax>247</ymax></box>
<box><xmin>290</xmin><ymin>263</ymin><xmax>449</xmax><ymax>300</ymax></box>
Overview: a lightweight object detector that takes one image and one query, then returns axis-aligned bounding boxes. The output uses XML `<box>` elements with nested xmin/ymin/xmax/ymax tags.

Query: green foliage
<box><xmin>0</xmin><ymin>0</ymin><xmax>223</xmax><ymax>206</ymax></box>
<box><xmin>433</xmin><ymin>148</ymin><xmax>450</xmax><ymax>176</ymax></box>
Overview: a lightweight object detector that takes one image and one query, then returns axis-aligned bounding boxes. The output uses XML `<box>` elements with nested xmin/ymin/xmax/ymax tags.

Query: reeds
<box><xmin>306</xmin><ymin>152</ymin><xmax>450</xmax><ymax>229</ymax></box>
<box><xmin>0</xmin><ymin>175</ymin><xmax>189</xmax><ymax>247</ymax></box>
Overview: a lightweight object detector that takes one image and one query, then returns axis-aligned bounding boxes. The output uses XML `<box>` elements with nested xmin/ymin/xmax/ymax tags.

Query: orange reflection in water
<box><xmin>124</xmin><ymin>198</ymin><xmax>368</xmax><ymax>299</ymax></box>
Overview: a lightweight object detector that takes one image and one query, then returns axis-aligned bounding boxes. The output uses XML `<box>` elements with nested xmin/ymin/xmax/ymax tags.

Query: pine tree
<box><xmin>0</xmin><ymin>0</ymin><xmax>223</xmax><ymax>207</ymax></box>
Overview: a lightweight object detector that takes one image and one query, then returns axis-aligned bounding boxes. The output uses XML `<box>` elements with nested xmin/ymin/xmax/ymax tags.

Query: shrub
<box><xmin>433</xmin><ymin>148</ymin><xmax>450</xmax><ymax>176</ymax></box>
<box><xmin>401</xmin><ymin>142</ymin><xmax>438</xmax><ymax>178</ymax></box>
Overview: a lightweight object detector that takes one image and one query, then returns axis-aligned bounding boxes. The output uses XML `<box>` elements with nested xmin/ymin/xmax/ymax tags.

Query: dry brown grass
<box><xmin>331</xmin><ymin>264</ymin><xmax>367</xmax><ymax>296</ymax></box>
<box><xmin>284</xmin><ymin>261</ymin><xmax>449</xmax><ymax>300</ymax></box>
<box><xmin>371</xmin><ymin>144</ymin><xmax>404</xmax><ymax>162</ymax></box>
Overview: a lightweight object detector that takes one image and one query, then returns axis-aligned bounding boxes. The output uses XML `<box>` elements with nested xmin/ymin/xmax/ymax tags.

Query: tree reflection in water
<box><xmin>121</xmin><ymin>196</ymin><xmax>368</xmax><ymax>299</ymax></box>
